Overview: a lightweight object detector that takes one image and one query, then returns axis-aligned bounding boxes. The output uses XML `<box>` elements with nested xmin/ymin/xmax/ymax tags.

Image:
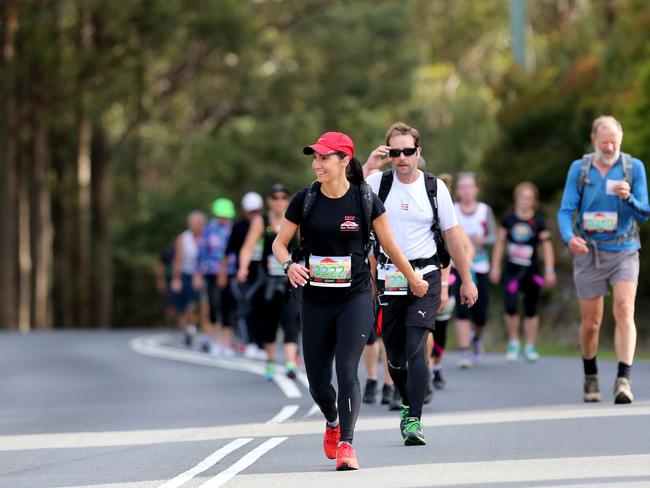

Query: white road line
<box><xmin>158</xmin><ymin>438</ymin><xmax>252</xmax><ymax>488</ymax></box>
<box><xmin>6</xmin><ymin>402</ymin><xmax>650</xmax><ymax>452</ymax></box>
<box><xmin>303</xmin><ymin>403</ymin><xmax>321</xmax><ymax>419</ymax></box>
<box><xmin>229</xmin><ymin>454</ymin><xmax>650</xmax><ymax>488</ymax></box>
<box><xmin>266</xmin><ymin>405</ymin><xmax>300</xmax><ymax>424</ymax></box>
<box><xmin>199</xmin><ymin>437</ymin><xmax>288</xmax><ymax>488</ymax></box>
<box><xmin>129</xmin><ymin>335</ymin><xmax>302</xmax><ymax>399</ymax></box>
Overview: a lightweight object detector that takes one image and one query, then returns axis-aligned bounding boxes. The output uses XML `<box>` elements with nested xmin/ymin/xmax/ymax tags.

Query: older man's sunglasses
<box><xmin>388</xmin><ymin>147</ymin><xmax>417</xmax><ymax>157</ymax></box>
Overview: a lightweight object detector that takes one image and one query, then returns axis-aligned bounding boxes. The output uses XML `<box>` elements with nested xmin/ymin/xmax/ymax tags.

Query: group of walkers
<box><xmin>158</xmin><ymin>186</ymin><xmax>302</xmax><ymax>380</ymax></box>
<box><xmin>158</xmin><ymin>115</ymin><xmax>648</xmax><ymax>472</ymax></box>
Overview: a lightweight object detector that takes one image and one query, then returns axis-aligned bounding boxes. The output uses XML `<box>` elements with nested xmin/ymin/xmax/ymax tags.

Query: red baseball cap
<box><xmin>303</xmin><ymin>132</ymin><xmax>354</xmax><ymax>159</ymax></box>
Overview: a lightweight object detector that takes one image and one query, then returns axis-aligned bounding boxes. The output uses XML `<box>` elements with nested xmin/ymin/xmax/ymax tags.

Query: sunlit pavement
<box><xmin>2</xmin><ymin>331</ymin><xmax>650</xmax><ymax>488</ymax></box>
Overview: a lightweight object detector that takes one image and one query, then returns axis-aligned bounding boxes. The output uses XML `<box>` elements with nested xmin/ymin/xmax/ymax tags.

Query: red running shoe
<box><xmin>336</xmin><ymin>442</ymin><xmax>359</xmax><ymax>471</ymax></box>
<box><xmin>323</xmin><ymin>424</ymin><xmax>340</xmax><ymax>459</ymax></box>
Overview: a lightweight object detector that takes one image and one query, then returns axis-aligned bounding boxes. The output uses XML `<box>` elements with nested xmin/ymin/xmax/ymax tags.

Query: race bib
<box><xmin>507</xmin><ymin>243</ymin><xmax>534</xmax><ymax>267</ymax></box>
<box><xmin>378</xmin><ymin>264</ymin><xmax>408</xmax><ymax>296</ymax></box>
<box><xmin>267</xmin><ymin>255</ymin><xmax>285</xmax><ymax>277</ymax></box>
<box><xmin>583</xmin><ymin>212</ymin><xmax>618</xmax><ymax>234</ymax></box>
<box><xmin>309</xmin><ymin>255</ymin><xmax>352</xmax><ymax>288</ymax></box>
<box><xmin>251</xmin><ymin>240</ymin><xmax>263</xmax><ymax>262</ymax></box>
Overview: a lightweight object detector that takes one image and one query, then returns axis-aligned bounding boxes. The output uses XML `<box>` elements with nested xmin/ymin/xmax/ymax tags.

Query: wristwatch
<box><xmin>282</xmin><ymin>259</ymin><xmax>294</xmax><ymax>274</ymax></box>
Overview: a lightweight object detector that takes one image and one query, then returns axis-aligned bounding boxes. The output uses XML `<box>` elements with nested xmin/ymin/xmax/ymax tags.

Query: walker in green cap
<box><xmin>211</xmin><ymin>198</ymin><xmax>236</xmax><ymax>219</ymax></box>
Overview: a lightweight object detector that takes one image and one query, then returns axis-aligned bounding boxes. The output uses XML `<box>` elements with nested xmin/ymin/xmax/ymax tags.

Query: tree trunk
<box><xmin>0</xmin><ymin>9</ymin><xmax>19</xmax><ymax>330</ymax></box>
<box><xmin>32</xmin><ymin>120</ymin><xmax>53</xmax><ymax>330</ymax></box>
<box><xmin>17</xmin><ymin>146</ymin><xmax>32</xmax><ymax>334</ymax></box>
<box><xmin>76</xmin><ymin>8</ymin><xmax>94</xmax><ymax>328</ymax></box>
<box><xmin>92</xmin><ymin>128</ymin><xmax>112</xmax><ymax>329</ymax></box>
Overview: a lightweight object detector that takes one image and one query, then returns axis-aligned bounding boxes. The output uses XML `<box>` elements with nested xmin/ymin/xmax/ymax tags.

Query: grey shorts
<box><xmin>573</xmin><ymin>249</ymin><xmax>639</xmax><ymax>299</ymax></box>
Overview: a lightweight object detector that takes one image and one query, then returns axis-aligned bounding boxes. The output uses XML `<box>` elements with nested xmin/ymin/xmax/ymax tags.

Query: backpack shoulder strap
<box><xmin>378</xmin><ymin>169</ymin><xmax>394</xmax><ymax>203</ymax></box>
<box><xmin>423</xmin><ymin>171</ymin><xmax>439</xmax><ymax>215</ymax></box>
<box><xmin>302</xmin><ymin>181</ymin><xmax>320</xmax><ymax>223</ymax></box>
<box><xmin>621</xmin><ymin>152</ymin><xmax>634</xmax><ymax>186</ymax></box>
<box><xmin>358</xmin><ymin>182</ymin><xmax>374</xmax><ymax>252</ymax></box>
<box><xmin>577</xmin><ymin>153</ymin><xmax>593</xmax><ymax>196</ymax></box>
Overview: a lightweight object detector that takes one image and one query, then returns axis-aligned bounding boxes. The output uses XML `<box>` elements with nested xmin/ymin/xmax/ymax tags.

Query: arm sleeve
<box><xmin>484</xmin><ymin>206</ymin><xmax>497</xmax><ymax>246</ymax></box>
<box><xmin>557</xmin><ymin>160</ymin><xmax>582</xmax><ymax>245</ymax></box>
<box><xmin>285</xmin><ymin>188</ymin><xmax>307</xmax><ymax>225</ymax></box>
<box><xmin>624</xmin><ymin>159</ymin><xmax>650</xmax><ymax>223</ymax></box>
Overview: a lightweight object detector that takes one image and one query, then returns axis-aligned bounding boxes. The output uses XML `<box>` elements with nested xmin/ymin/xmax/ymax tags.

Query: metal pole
<box><xmin>510</xmin><ymin>0</ymin><xmax>527</xmax><ymax>68</ymax></box>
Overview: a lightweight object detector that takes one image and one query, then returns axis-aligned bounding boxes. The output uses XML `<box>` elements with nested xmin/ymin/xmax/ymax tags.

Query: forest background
<box><xmin>2</xmin><ymin>0</ymin><xmax>650</xmax><ymax>352</ymax></box>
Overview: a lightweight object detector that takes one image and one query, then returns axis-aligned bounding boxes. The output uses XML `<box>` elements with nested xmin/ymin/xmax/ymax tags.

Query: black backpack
<box><xmin>293</xmin><ymin>181</ymin><xmax>374</xmax><ymax>262</ymax></box>
<box><xmin>377</xmin><ymin>169</ymin><xmax>451</xmax><ymax>268</ymax></box>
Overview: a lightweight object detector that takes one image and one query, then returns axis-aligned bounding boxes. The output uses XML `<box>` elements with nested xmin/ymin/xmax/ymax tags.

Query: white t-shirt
<box><xmin>453</xmin><ymin>201</ymin><xmax>495</xmax><ymax>274</ymax></box>
<box><xmin>367</xmin><ymin>170</ymin><xmax>458</xmax><ymax>271</ymax></box>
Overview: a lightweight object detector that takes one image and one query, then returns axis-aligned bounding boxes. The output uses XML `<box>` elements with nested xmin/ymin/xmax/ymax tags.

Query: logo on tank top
<box><xmin>400</xmin><ymin>200</ymin><xmax>409</xmax><ymax>211</ymax></box>
<box><xmin>340</xmin><ymin>216</ymin><xmax>359</xmax><ymax>232</ymax></box>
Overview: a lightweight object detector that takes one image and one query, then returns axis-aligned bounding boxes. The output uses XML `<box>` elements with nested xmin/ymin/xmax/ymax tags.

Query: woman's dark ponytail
<box><xmin>345</xmin><ymin>156</ymin><xmax>364</xmax><ymax>185</ymax></box>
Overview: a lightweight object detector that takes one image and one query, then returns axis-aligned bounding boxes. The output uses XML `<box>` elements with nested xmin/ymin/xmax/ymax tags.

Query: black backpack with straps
<box><xmin>377</xmin><ymin>169</ymin><xmax>451</xmax><ymax>269</ymax></box>
<box><xmin>292</xmin><ymin>180</ymin><xmax>375</xmax><ymax>262</ymax></box>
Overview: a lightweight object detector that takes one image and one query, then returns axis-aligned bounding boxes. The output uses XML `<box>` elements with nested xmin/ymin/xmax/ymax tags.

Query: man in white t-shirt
<box><xmin>362</xmin><ymin>121</ymin><xmax>477</xmax><ymax>446</ymax></box>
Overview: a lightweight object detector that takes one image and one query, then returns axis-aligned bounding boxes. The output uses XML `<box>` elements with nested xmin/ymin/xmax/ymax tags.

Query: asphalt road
<box><xmin>2</xmin><ymin>330</ymin><xmax>650</xmax><ymax>488</ymax></box>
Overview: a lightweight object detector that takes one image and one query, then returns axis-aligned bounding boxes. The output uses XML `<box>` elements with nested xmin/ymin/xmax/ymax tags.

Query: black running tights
<box><xmin>385</xmin><ymin>326</ymin><xmax>431</xmax><ymax>418</ymax></box>
<box><xmin>301</xmin><ymin>292</ymin><xmax>373</xmax><ymax>443</ymax></box>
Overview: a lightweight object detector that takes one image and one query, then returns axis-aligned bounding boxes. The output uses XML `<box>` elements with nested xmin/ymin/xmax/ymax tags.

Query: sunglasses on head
<box><xmin>388</xmin><ymin>147</ymin><xmax>417</xmax><ymax>157</ymax></box>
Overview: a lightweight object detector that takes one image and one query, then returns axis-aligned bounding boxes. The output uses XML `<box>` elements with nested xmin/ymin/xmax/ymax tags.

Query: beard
<box><xmin>595</xmin><ymin>148</ymin><xmax>620</xmax><ymax>166</ymax></box>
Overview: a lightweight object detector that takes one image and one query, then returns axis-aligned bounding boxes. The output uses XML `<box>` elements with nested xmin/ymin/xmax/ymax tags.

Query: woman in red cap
<box><xmin>273</xmin><ymin>131</ymin><xmax>429</xmax><ymax>471</ymax></box>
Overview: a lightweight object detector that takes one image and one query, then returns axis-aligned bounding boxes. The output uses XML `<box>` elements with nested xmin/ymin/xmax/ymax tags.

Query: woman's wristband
<box><xmin>545</xmin><ymin>267</ymin><xmax>555</xmax><ymax>273</ymax></box>
<box><xmin>441</xmin><ymin>281</ymin><xmax>449</xmax><ymax>287</ymax></box>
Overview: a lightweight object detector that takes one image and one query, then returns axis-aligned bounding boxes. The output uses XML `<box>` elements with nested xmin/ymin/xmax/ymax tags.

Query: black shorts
<box><xmin>376</xmin><ymin>269</ymin><xmax>441</xmax><ymax>342</ymax></box>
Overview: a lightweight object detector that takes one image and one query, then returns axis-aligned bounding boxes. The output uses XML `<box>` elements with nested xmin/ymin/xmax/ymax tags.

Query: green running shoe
<box><xmin>403</xmin><ymin>417</ymin><xmax>426</xmax><ymax>446</ymax></box>
<box><xmin>399</xmin><ymin>405</ymin><xmax>410</xmax><ymax>439</ymax></box>
<box><xmin>264</xmin><ymin>362</ymin><xmax>276</xmax><ymax>381</ymax></box>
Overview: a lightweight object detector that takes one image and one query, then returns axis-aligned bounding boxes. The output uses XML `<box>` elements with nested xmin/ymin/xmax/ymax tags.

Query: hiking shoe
<box><xmin>403</xmin><ymin>417</ymin><xmax>426</xmax><ymax>446</ymax></box>
<box><xmin>583</xmin><ymin>374</ymin><xmax>602</xmax><ymax>402</ymax></box>
<box><xmin>399</xmin><ymin>404</ymin><xmax>410</xmax><ymax>439</ymax></box>
<box><xmin>433</xmin><ymin>370</ymin><xmax>446</xmax><ymax>390</ymax></box>
<box><xmin>614</xmin><ymin>377</ymin><xmax>634</xmax><ymax>404</ymax></box>
<box><xmin>336</xmin><ymin>442</ymin><xmax>359</xmax><ymax>471</ymax></box>
<box><xmin>362</xmin><ymin>379</ymin><xmax>378</xmax><ymax>404</ymax></box>
<box><xmin>285</xmin><ymin>361</ymin><xmax>297</xmax><ymax>380</ymax></box>
<box><xmin>423</xmin><ymin>381</ymin><xmax>433</xmax><ymax>405</ymax></box>
<box><xmin>264</xmin><ymin>362</ymin><xmax>276</xmax><ymax>381</ymax></box>
<box><xmin>183</xmin><ymin>325</ymin><xmax>197</xmax><ymax>347</ymax></box>
<box><xmin>505</xmin><ymin>340</ymin><xmax>520</xmax><ymax>362</ymax></box>
<box><xmin>323</xmin><ymin>423</ymin><xmax>340</xmax><ymax>459</ymax></box>
<box><xmin>523</xmin><ymin>344</ymin><xmax>540</xmax><ymax>362</ymax></box>
<box><xmin>458</xmin><ymin>349</ymin><xmax>472</xmax><ymax>369</ymax></box>
<box><xmin>471</xmin><ymin>336</ymin><xmax>485</xmax><ymax>363</ymax></box>
<box><xmin>381</xmin><ymin>384</ymin><xmax>394</xmax><ymax>404</ymax></box>
<box><xmin>389</xmin><ymin>388</ymin><xmax>402</xmax><ymax>411</ymax></box>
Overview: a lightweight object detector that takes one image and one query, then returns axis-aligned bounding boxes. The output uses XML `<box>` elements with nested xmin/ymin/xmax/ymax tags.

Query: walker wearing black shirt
<box><xmin>500</xmin><ymin>212</ymin><xmax>546</xmax><ymax>317</ymax></box>
<box><xmin>285</xmin><ymin>185</ymin><xmax>385</xmax><ymax>303</ymax></box>
<box><xmin>284</xmin><ymin>183</ymin><xmax>385</xmax><ymax>446</ymax></box>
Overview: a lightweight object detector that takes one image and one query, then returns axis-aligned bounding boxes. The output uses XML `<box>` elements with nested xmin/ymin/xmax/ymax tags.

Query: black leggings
<box><xmin>504</xmin><ymin>272</ymin><xmax>541</xmax><ymax>318</ymax></box>
<box><xmin>384</xmin><ymin>326</ymin><xmax>431</xmax><ymax>418</ymax></box>
<box><xmin>204</xmin><ymin>275</ymin><xmax>235</xmax><ymax>326</ymax></box>
<box><xmin>433</xmin><ymin>319</ymin><xmax>448</xmax><ymax>359</ymax></box>
<box><xmin>259</xmin><ymin>290</ymin><xmax>300</xmax><ymax>345</ymax></box>
<box><xmin>454</xmin><ymin>270</ymin><xmax>489</xmax><ymax>327</ymax></box>
<box><xmin>301</xmin><ymin>292</ymin><xmax>373</xmax><ymax>444</ymax></box>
